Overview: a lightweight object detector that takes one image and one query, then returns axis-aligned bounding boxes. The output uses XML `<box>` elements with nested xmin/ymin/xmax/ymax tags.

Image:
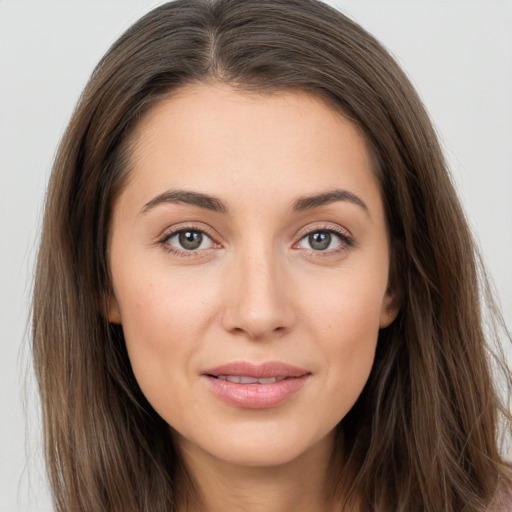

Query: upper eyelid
<box><xmin>295</xmin><ymin>230</ymin><xmax>350</xmax><ymax>248</ymax></box>
<box><xmin>166</xmin><ymin>229</ymin><xmax>214</xmax><ymax>244</ymax></box>
<box><xmin>158</xmin><ymin>223</ymin><xmax>219</xmax><ymax>243</ymax></box>
<box><xmin>156</xmin><ymin>221</ymin><xmax>352</xmax><ymax>247</ymax></box>
<box><xmin>294</xmin><ymin>222</ymin><xmax>352</xmax><ymax>241</ymax></box>
<box><xmin>292</xmin><ymin>224</ymin><xmax>354</xmax><ymax>255</ymax></box>
<box><xmin>157</xmin><ymin>225</ymin><xmax>220</xmax><ymax>257</ymax></box>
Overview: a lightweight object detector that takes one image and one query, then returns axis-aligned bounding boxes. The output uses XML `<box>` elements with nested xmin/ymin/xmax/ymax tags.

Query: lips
<box><xmin>202</xmin><ymin>361</ymin><xmax>311</xmax><ymax>409</ymax></box>
<box><xmin>203</xmin><ymin>361</ymin><xmax>309</xmax><ymax>379</ymax></box>
<box><xmin>216</xmin><ymin>375</ymin><xmax>287</xmax><ymax>384</ymax></box>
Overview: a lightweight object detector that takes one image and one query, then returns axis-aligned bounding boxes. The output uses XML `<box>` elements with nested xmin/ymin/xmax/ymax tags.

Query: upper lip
<box><xmin>202</xmin><ymin>361</ymin><xmax>310</xmax><ymax>379</ymax></box>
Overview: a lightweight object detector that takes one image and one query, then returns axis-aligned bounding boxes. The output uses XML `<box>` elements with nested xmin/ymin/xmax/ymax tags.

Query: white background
<box><xmin>1</xmin><ymin>1</ymin><xmax>511</xmax><ymax>510</ymax></box>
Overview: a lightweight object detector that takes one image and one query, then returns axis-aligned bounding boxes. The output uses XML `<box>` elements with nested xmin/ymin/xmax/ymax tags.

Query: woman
<box><xmin>32</xmin><ymin>0</ymin><xmax>511</xmax><ymax>510</ymax></box>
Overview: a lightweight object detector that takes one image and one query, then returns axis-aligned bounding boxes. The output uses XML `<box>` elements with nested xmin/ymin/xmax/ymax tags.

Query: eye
<box><xmin>296</xmin><ymin>229</ymin><xmax>351</xmax><ymax>252</ymax></box>
<box><xmin>164</xmin><ymin>229</ymin><xmax>216</xmax><ymax>252</ymax></box>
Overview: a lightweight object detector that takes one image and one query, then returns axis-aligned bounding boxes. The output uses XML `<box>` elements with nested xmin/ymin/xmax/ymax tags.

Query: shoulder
<box><xmin>491</xmin><ymin>486</ymin><xmax>512</xmax><ymax>512</ymax></box>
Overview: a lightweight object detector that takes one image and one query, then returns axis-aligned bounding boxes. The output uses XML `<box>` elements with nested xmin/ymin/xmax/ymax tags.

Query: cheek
<box><xmin>302</xmin><ymin>270</ymin><xmax>387</xmax><ymax>412</ymax></box>
<box><xmin>113</xmin><ymin>267</ymin><xmax>219</xmax><ymax>395</ymax></box>
<box><xmin>324</xmin><ymin>293</ymin><xmax>381</xmax><ymax>364</ymax></box>
<box><xmin>306</xmin><ymin>266</ymin><xmax>387</xmax><ymax>343</ymax></box>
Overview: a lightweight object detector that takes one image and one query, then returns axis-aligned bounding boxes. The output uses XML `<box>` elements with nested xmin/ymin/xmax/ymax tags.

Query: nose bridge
<box><xmin>221</xmin><ymin>240</ymin><xmax>294</xmax><ymax>339</ymax></box>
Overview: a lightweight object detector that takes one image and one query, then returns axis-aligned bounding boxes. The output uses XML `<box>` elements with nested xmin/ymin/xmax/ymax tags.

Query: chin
<box><xmin>173</xmin><ymin>416</ymin><xmax>336</xmax><ymax>469</ymax></box>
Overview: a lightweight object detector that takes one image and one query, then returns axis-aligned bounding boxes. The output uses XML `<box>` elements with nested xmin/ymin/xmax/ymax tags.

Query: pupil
<box><xmin>309</xmin><ymin>232</ymin><xmax>331</xmax><ymax>251</ymax></box>
<box><xmin>179</xmin><ymin>230</ymin><xmax>202</xmax><ymax>250</ymax></box>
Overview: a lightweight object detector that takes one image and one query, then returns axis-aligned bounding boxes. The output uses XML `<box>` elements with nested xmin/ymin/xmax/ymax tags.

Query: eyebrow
<box><xmin>292</xmin><ymin>188</ymin><xmax>370</xmax><ymax>216</ymax></box>
<box><xmin>140</xmin><ymin>190</ymin><xmax>229</xmax><ymax>215</ymax></box>
<box><xmin>139</xmin><ymin>187</ymin><xmax>369</xmax><ymax>217</ymax></box>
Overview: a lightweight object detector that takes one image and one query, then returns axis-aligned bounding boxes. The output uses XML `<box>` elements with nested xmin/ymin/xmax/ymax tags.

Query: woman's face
<box><xmin>108</xmin><ymin>84</ymin><xmax>398</xmax><ymax>468</ymax></box>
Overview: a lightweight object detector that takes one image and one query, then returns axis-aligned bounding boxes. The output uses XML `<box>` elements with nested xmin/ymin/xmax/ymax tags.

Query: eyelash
<box><xmin>293</xmin><ymin>225</ymin><xmax>353</xmax><ymax>256</ymax></box>
<box><xmin>157</xmin><ymin>224</ymin><xmax>219</xmax><ymax>258</ymax></box>
<box><xmin>157</xmin><ymin>224</ymin><xmax>353</xmax><ymax>258</ymax></box>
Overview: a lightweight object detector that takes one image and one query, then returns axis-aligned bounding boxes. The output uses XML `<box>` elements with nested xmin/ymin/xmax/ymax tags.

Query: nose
<box><xmin>220</xmin><ymin>246</ymin><xmax>296</xmax><ymax>340</ymax></box>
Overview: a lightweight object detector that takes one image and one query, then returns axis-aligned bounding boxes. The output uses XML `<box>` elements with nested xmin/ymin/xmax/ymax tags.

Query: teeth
<box><xmin>216</xmin><ymin>375</ymin><xmax>287</xmax><ymax>384</ymax></box>
<box><xmin>258</xmin><ymin>377</ymin><xmax>285</xmax><ymax>384</ymax></box>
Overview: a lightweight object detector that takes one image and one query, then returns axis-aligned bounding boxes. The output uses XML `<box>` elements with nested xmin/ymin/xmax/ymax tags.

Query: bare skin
<box><xmin>176</xmin><ymin>428</ymin><xmax>338</xmax><ymax>512</ymax></box>
<box><xmin>108</xmin><ymin>83</ymin><xmax>399</xmax><ymax>511</ymax></box>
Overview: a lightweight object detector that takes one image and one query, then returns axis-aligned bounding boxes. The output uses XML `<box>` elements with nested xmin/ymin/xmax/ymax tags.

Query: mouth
<box><xmin>203</xmin><ymin>360</ymin><xmax>310</xmax><ymax>379</ymax></box>
<box><xmin>213</xmin><ymin>375</ymin><xmax>288</xmax><ymax>384</ymax></box>
<box><xmin>202</xmin><ymin>361</ymin><xmax>311</xmax><ymax>409</ymax></box>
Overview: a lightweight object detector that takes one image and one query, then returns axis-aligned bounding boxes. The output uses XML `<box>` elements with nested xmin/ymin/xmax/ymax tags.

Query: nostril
<box><xmin>220</xmin><ymin>286</ymin><xmax>296</xmax><ymax>339</ymax></box>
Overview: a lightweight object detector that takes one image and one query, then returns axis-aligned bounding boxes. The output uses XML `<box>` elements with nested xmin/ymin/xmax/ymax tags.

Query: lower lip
<box><xmin>203</xmin><ymin>375</ymin><xmax>310</xmax><ymax>409</ymax></box>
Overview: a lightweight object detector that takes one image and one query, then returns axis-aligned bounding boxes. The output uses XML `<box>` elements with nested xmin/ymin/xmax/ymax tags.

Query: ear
<box><xmin>379</xmin><ymin>239</ymin><xmax>403</xmax><ymax>328</ymax></box>
<box><xmin>107</xmin><ymin>293</ymin><xmax>122</xmax><ymax>324</ymax></box>
<box><xmin>379</xmin><ymin>286</ymin><xmax>401</xmax><ymax>328</ymax></box>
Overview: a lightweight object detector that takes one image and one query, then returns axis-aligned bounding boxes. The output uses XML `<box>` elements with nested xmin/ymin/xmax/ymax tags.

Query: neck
<box><xmin>174</xmin><ymin>432</ymin><xmax>350</xmax><ymax>512</ymax></box>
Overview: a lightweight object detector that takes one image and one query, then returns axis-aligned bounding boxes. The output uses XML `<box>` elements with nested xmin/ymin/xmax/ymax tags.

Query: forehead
<box><xmin>120</xmin><ymin>83</ymin><xmax>382</xmax><ymax>215</ymax></box>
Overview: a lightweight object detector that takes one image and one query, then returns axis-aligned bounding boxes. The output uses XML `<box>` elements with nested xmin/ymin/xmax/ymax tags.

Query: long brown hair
<box><xmin>32</xmin><ymin>0</ymin><xmax>511</xmax><ymax>510</ymax></box>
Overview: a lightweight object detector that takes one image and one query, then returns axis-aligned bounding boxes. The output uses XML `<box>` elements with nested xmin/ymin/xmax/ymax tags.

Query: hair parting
<box><xmin>32</xmin><ymin>1</ymin><xmax>511</xmax><ymax>510</ymax></box>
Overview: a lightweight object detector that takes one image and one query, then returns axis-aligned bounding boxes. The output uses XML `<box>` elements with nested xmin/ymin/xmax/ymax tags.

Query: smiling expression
<box><xmin>107</xmin><ymin>83</ymin><xmax>399</xmax><ymax>468</ymax></box>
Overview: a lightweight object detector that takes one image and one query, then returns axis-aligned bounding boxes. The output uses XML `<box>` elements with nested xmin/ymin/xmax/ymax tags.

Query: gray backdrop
<box><xmin>1</xmin><ymin>1</ymin><xmax>511</xmax><ymax>510</ymax></box>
